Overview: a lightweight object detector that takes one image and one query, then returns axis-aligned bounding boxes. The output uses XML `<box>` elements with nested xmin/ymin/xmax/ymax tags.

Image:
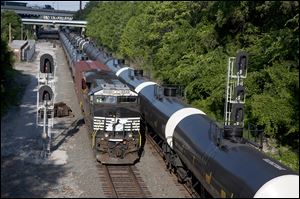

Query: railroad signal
<box><xmin>40</xmin><ymin>54</ymin><xmax>54</xmax><ymax>73</ymax></box>
<box><xmin>234</xmin><ymin>85</ymin><xmax>245</xmax><ymax>101</ymax></box>
<box><xmin>235</xmin><ymin>51</ymin><xmax>248</xmax><ymax>76</ymax></box>
<box><xmin>224</xmin><ymin>51</ymin><xmax>248</xmax><ymax>126</ymax></box>
<box><xmin>38</xmin><ymin>85</ymin><xmax>53</xmax><ymax>103</ymax></box>
<box><xmin>231</xmin><ymin>103</ymin><xmax>244</xmax><ymax>123</ymax></box>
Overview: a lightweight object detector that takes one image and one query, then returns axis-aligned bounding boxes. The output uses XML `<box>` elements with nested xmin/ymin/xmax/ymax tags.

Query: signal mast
<box><xmin>224</xmin><ymin>51</ymin><xmax>248</xmax><ymax>142</ymax></box>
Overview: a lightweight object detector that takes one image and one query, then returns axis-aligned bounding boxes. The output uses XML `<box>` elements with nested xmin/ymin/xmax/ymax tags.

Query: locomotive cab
<box><xmin>85</xmin><ymin>70</ymin><xmax>142</xmax><ymax>164</ymax></box>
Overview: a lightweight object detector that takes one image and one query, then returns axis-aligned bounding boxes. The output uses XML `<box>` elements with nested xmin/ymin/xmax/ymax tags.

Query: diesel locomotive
<box><xmin>66</xmin><ymin>30</ymin><xmax>299</xmax><ymax>198</ymax></box>
<box><xmin>59</xmin><ymin>29</ymin><xmax>143</xmax><ymax>164</ymax></box>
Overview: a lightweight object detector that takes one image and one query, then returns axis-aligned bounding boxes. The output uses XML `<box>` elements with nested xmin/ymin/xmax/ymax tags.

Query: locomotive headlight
<box><xmin>104</xmin><ymin>133</ymin><xmax>109</xmax><ymax>138</ymax></box>
<box><xmin>128</xmin><ymin>133</ymin><xmax>133</xmax><ymax>138</ymax></box>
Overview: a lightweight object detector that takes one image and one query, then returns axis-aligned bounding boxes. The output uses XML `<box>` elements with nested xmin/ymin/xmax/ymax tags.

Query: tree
<box><xmin>73</xmin><ymin>1</ymin><xmax>101</xmax><ymax>20</ymax></box>
<box><xmin>0</xmin><ymin>37</ymin><xmax>17</xmax><ymax>117</ymax></box>
<box><xmin>83</xmin><ymin>0</ymin><xmax>299</xmax><ymax>149</ymax></box>
<box><xmin>1</xmin><ymin>11</ymin><xmax>21</xmax><ymax>42</ymax></box>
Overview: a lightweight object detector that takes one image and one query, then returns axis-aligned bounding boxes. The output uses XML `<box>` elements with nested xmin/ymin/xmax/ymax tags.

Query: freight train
<box><xmin>64</xmin><ymin>30</ymin><xmax>299</xmax><ymax>198</ymax></box>
<box><xmin>59</xmin><ymin>29</ymin><xmax>143</xmax><ymax>164</ymax></box>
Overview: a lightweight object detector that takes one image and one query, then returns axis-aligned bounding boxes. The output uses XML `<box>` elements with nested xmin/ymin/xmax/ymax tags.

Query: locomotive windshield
<box><xmin>95</xmin><ymin>96</ymin><xmax>117</xmax><ymax>104</ymax></box>
<box><xmin>95</xmin><ymin>95</ymin><xmax>138</xmax><ymax>104</ymax></box>
<box><xmin>117</xmin><ymin>96</ymin><xmax>138</xmax><ymax>103</ymax></box>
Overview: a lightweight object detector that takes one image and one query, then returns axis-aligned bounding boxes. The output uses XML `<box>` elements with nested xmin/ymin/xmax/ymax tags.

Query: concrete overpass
<box><xmin>22</xmin><ymin>18</ymin><xmax>87</xmax><ymax>28</ymax></box>
<box><xmin>1</xmin><ymin>5</ymin><xmax>76</xmax><ymax>20</ymax></box>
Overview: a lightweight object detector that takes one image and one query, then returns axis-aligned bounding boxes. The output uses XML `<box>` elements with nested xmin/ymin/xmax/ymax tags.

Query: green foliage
<box><xmin>0</xmin><ymin>38</ymin><xmax>22</xmax><ymax>117</ymax></box>
<box><xmin>73</xmin><ymin>1</ymin><xmax>101</xmax><ymax>20</ymax></box>
<box><xmin>120</xmin><ymin>13</ymin><xmax>153</xmax><ymax>69</ymax></box>
<box><xmin>267</xmin><ymin>146</ymin><xmax>299</xmax><ymax>172</ymax></box>
<box><xmin>1</xmin><ymin>10</ymin><xmax>21</xmax><ymax>42</ymax></box>
<box><xmin>250</xmin><ymin>93</ymin><xmax>293</xmax><ymax>137</ymax></box>
<box><xmin>84</xmin><ymin>1</ymin><xmax>299</xmax><ymax>160</ymax></box>
<box><xmin>86</xmin><ymin>1</ymin><xmax>137</xmax><ymax>52</ymax></box>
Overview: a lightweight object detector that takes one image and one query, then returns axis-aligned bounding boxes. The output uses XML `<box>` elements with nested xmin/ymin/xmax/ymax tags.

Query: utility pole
<box><xmin>80</xmin><ymin>1</ymin><xmax>82</xmax><ymax>11</ymax></box>
<box><xmin>21</xmin><ymin>23</ymin><xmax>23</xmax><ymax>40</ymax></box>
<box><xmin>9</xmin><ymin>23</ymin><xmax>11</xmax><ymax>43</ymax></box>
<box><xmin>26</xmin><ymin>29</ymin><xmax>28</xmax><ymax>40</ymax></box>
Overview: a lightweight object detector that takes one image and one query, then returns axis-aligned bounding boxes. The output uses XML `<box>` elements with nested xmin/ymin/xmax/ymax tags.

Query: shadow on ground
<box><xmin>1</xmin><ymin>69</ymin><xmax>84</xmax><ymax>197</ymax></box>
<box><xmin>51</xmin><ymin>118</ymin><xmax>85</xmax><ymax>151</ymax></box>
<box><xmin>1</xmin><ymin>154</ymin><xmax>66</xmax><ymax>198</ymax></box>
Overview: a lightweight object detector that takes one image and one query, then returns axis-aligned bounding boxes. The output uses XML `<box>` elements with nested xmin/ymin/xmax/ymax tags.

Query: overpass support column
<box><xmin>33</xmin><ymin>25</ymin><xmax>36</xmax><ymax>37</ymax></box>
<box><xmin>21</xmin><ymin>23</ymin><xmax>23</xmax><ymax>40</ymax></box>
<box><xmin>81</xmin><ymin>27</ymin><xmax>85</xmax><ymax>37</ymax></box>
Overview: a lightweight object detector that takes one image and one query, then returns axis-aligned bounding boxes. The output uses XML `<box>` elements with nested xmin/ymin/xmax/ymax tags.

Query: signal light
<box><xmin>234</xmin><ymin>85</ymin><xmax>245</xmax><ymax>101</ymax></box>
<box><xmin>236</xmin><ymin>51</ymin><xmax>248</xmax><ymax>76</ymax></box>
<box><xmin>231</xmin><ymin>103</ymin><xmax>244</xmax><ymax>123</ymax></box>
<box><xmin>40</xmin><ymin>54</ymin><xmax>54</xmax><ymax>73</ymax></box>
<box><xmin>39</xmin><ymin>85</ymin><xmax>53</xmax><ymax>102</ymax></box>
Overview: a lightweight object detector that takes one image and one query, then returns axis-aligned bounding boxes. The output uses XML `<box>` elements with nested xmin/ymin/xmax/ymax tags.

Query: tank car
<box><xmin>59</xmin><ymin>30</ymin><xmax>143</xmax><ymax>164</ymax></box>
<box><xmin>68</xmin><ymin>31</ymin><xmax>299</xmax><ymax>197</ymax></box>
<box><xmin>59</xmin><ymin>29</ymin><xmax>87</xmax><ymax>78</ymax></box>
<box><xmin>37</xmin><ymin>29</ymin><xmax>59</xmax><ymax>40</ymax></box>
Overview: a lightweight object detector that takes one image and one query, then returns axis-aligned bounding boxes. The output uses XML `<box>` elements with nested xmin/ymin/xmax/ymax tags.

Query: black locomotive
<box><xmin>59</xmin><ymin>29</ymin><xmax>143</xmax><ymax>164</ymax></box>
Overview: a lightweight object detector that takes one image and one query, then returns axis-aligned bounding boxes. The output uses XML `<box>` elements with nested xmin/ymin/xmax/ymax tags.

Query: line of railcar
<box><xmin>65</xmin><ymin>30</ymin><xmax>299</xmax><ymax>198</ymax></box>
<box><xmin>59</xmin><ymin>28</ymin><xmax>144</xmax><ymax>164</ymax></box>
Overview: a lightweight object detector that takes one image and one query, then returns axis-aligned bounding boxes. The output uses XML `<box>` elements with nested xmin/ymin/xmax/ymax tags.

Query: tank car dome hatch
<box><xmin>118</xmin><ymin>59</ymin><xmax>125</xmax><ymax>65</ymax></box>
<box><xmin>163</xmin><ymin>87</ymin><xmax>177</xmax><ymax>97</ymax></box>
<box><xmin>154</xmin><ymin>85</ymin><xmax>164</xmax><ymax>100</ymax></box>
<box><xmin>128</xmin><ymin>69</ymin><xmax>135</xmax><ymax>80</ymax></box>
<box><xmin>223</xmin><ymin>125</ymin><xmax>243</xmax><ymax>142</ymax></box>
<box><xmin>134</xmin><ymin>69</ymin><xmax>143</xmax><ymax>77</ymax></box>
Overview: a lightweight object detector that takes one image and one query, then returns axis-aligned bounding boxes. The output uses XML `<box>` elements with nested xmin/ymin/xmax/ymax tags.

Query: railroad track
<box><xmin>98</xmin><ymin>164</ymin><xmax>151</xmax><ymax>198</ymax></box>
<box><xmin>146</xmin><ymin>131</ymin><xmax>199</xmax><ymax>198</ymax></box>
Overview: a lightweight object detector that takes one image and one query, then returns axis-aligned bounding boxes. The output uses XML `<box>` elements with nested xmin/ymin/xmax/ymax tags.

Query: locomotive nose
<box><xmin>254</xmin><ymin>174</ymin><xmax>299</xmax><ymax>198</ymax></box>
